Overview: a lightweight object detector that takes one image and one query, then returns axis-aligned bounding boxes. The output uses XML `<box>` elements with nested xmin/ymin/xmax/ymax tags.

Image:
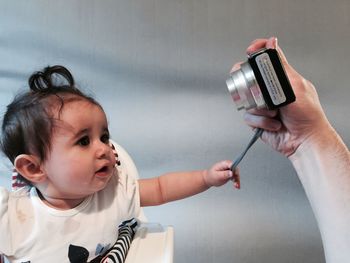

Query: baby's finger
<box><xmin>232</xmin><ymin>167</ymin><xmax>240</xmax><ymax>189</ymax></box>
<box><xmin>213</xmin><ymin>170</ymin><xmax>234</xmax><ymax>186</ymax></box>
<box><xmin>215</xmin><ymin>160</ymin><xmax>233</xmax><ymax>171</ymax></box>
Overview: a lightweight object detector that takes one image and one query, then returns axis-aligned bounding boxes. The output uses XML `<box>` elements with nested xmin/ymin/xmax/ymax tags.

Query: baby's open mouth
<box><xmin>95</xmin><ymin>165</ymin><xmax>110</xmax><ymax>178</ymax></box>
<box><xmin>97</xmin><ymin>166</ymin><xmax>108</xmax><ymax>173</ymax></box>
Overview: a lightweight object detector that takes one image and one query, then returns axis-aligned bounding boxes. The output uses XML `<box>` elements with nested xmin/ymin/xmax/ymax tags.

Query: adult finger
<box><xmin>244</xmin><ymin>112</ymin><xmax>282</xmax><ymax>131</ymax></box>
<box><xmin>230</xmin><ymin>61</ymin><xmax>244</xmax><ymax>74</ymax></box>
<box><xmin>246</xmin><ymin>38</ymin><xmax>269</xmax><ymax>54</ymax></box>
<box><xmin>247</xmin><ymin>108</ymin><xmax>279</xmax><ymax>118</ymax></box>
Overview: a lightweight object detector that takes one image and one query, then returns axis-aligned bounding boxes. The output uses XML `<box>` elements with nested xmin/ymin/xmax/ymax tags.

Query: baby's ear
<box><xmin>14</xmin><ymin>154</ymin><xmax>46</xmax><ymax>184</ymax></box>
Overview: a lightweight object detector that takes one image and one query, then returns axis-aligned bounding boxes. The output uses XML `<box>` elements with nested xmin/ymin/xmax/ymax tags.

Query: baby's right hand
<box><xmin>204</xmin><ymin>160</ymin><xmax>240</xmax><ymax>189</ymax></box>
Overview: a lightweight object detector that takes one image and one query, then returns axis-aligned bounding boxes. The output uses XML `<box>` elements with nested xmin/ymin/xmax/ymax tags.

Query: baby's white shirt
<box><xmin>0</xmin><ymin>162</ymin><xmax>141</xmax><ymax>262</ymax></box>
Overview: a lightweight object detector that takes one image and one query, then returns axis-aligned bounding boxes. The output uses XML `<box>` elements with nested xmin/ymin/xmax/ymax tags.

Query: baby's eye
<box><xmin>100</xmin><ymin>133</ymin><xmax>110</xmax><ymax>144</ymax></box>
<box><xmin>78</xmin><ymin>136</ymin><xmax>90</xmax><ymax>146</ymax></box>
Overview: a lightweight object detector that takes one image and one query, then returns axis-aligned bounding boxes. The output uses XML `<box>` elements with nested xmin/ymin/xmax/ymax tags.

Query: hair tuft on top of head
<box><xmin>28</xmin><ymin>65</ymin><xmax>75</xmax><ymax>92</ymax></box>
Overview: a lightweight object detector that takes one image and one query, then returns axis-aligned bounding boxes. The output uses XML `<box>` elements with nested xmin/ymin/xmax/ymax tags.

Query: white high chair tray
<box><xmin>125</xmin><ymin>223</ymin><xmax>174</xmax><ymax>263</ymax></box>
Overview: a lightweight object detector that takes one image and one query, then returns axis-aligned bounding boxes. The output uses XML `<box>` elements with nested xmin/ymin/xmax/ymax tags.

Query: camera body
<box><xmin>226</xmin><ymin>48</ymin><xmax>295</xmax><ymax>111</ymax></box>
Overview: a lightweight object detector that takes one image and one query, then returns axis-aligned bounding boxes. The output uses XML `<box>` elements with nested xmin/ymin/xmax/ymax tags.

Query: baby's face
<box><xmin>40</xmin><ymin>100</ymin><xmax>116</xmax><ymax>204</ymax></box>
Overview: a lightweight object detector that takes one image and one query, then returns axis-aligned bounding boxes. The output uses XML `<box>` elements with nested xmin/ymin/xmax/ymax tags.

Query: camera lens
<box><xmin>226</xmin><ymin>61</ymin><xmax>266</xmax><ymax>111</ymax></box>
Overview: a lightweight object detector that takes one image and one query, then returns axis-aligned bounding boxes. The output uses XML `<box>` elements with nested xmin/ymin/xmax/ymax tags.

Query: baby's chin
<box><xmin>94</xmin><ymin>172</ymin><xmax>113</xmax><ymax>191</ymax></box>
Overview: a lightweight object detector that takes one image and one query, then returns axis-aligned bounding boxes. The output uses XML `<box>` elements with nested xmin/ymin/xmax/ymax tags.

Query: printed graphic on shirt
<box><xmin>68</xmin><ymin>218</ymin><xmax>137</xmax><ymax>263</ymax></box>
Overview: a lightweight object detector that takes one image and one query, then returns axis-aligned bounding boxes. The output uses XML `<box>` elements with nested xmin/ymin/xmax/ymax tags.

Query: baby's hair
<box><xmin>0</xmin><ymin>65</ymin><xmax>101</xmax><ymax>172</ymax></box>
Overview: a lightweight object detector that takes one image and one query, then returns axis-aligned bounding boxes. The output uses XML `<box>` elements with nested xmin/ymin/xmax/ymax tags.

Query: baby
<box><xmin>0</xmin><ymin>65</ymin><xmax>239</xmax><ymax>262</ymax></box>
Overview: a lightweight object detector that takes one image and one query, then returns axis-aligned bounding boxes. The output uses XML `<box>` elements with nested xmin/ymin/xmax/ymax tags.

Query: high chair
<box><xmin>113</xmin><ymin>142</ymin><xmax>174</xmax><ymax>263</ymax></box>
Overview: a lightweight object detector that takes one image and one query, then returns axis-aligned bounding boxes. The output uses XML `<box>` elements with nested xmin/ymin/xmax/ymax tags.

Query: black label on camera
<box><xmin>249</xmin><ymin>49</ymin><xmax>295</xmax><ymax>109</ymax></box>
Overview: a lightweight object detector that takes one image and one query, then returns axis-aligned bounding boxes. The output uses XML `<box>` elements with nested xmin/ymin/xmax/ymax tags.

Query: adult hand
<box><xmin>231</xmin><ymin>37</ymin><xmax>350</xmax><ymax>263</ymax></box>
<box><xmin>232</xmin><ymin>37</ymin><xmax>333</xmax><ymax>157</ymax></box>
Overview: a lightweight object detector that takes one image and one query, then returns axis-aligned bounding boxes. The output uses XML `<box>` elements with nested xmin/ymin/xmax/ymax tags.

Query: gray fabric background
<box><xmin>0</xmin><ymin>1</ymin><xmax>349</xmax><ymax>262</ymax></box>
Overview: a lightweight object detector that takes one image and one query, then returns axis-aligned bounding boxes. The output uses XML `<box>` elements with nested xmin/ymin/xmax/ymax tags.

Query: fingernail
<box><xmin>273</xmin><ymin>37</ymin><xmax>278</xmax><ymax>49</ymax></box>
<box><xmin>228</xmin><ymin>171</ymin><xmax>233</xmax><ymax>178</ymax></box>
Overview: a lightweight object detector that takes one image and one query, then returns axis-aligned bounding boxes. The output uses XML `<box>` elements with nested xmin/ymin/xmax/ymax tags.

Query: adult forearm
<box><xmin>289</xmin><ymin>126</ymin><xmax>350</xmax><ymax>263</ymax></box>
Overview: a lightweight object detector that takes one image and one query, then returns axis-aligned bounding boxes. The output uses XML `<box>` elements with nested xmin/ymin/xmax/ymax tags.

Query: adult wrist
<box><xmin>288</xmin><ymin>123</ymin><xmax>344</xmax><ymax>163</ymax></box>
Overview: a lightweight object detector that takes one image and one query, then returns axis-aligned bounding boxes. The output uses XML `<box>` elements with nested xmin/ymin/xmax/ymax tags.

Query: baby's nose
<box><xmin>96</xmin><ymin>142</ymin><xmax>110</xmax><ymax>159</ymax></box>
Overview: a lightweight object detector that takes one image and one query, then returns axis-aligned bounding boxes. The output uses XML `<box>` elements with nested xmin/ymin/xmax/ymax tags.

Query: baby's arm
<box><xmin>139</xmin><ymin>160</ymin><xmax>239</xmax><ymax>206</ymax></box>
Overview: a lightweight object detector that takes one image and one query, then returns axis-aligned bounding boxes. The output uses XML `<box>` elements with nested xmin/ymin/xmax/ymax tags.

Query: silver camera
<box><xmin>226</xmin><ymin>49</ymin><xmax>295</xmax><ymax>111</ymax></box>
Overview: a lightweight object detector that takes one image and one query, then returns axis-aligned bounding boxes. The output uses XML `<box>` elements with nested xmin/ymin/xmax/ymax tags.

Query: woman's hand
<box><xmin>233</xmin><ymin>37</ymin><xmax>332</xmax><ymax>157</ymax></box>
